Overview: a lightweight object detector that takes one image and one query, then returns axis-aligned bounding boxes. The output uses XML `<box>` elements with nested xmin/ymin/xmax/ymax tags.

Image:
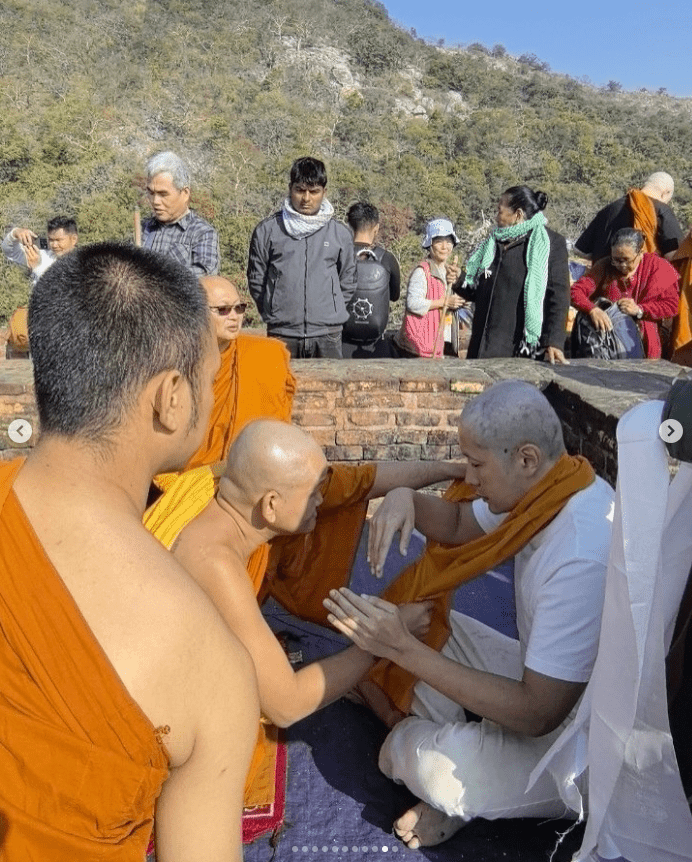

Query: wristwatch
<box><xmin>635</xmin><ymin>307</ymin><xmax>644</xmax><ymax>320</ymax></box>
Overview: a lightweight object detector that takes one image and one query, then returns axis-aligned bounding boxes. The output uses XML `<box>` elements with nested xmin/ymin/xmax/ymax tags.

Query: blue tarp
<box><xmin>248</xmin><ymin>527</ymin><xmax>583</xmax><ymax>862</ymax></box>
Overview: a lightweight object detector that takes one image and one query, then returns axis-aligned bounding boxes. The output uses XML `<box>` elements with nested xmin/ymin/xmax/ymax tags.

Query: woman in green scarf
<box><xmin>459</xmin><ymin>186</ymin><xmax>570</xmax><ymax>364</ymax></box>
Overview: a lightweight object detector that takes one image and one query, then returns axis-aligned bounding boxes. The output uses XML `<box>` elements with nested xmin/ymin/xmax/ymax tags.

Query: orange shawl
<box><xmin>185</xmin><ymin>333</ymin><xmax>296</xmax><ymax>471</ymax></box>
<box><xmin>142</xmin><ymin>467</ymin><xmax>271</xmax><ymax>807</ymax></box>
<box><xmin>671</xmin><ymin>233</ymin><xmax>692</xmax><ymax>362</ymax></box>
<box><xmin>368</xmin><ymin>454</ymin><xmax>595</xmax><ymax>713</ymax></box>
<box><xmin>627</xmin><ymin>189</ymin><xmax>658</xmax><ymax>254</ymax></box>
<box><xmin>0</xmin><ymin>460</ymin><xmax>168</xmax><ymax>861</ymax></box>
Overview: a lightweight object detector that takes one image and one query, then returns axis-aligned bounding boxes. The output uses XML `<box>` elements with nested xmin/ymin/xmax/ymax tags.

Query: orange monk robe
<box><xmin>628</xmin><ymin>188</ymin><xmax>659</xmax><ymax>254</ymax></box>
<box><xmin>0</xmin><ymin>459</ymin><xmax>168</xmax><ymax>861</ymax></box>
<box><xmin>142</xmin><ymin>461</ymin><xmax>376</xmax><ymax>807</ymax></box>
<box><xmin>185</xmin><ymin>332</ymin><xmax>296</xmax><ymax>471</ymax></box>
<box><xmin>671</xmin><ymin>233</ymin><xmax>692</xmax><ymax>364</ymax></box>
<box><xmin>366</xmin><ymin>455</ymin><xmax>595</xmax><ymax>715</ymax></box>
<box><xmin>7</xmin><ymin>306</ymin><xmax>30</xmax><ymax>353</ymax></box>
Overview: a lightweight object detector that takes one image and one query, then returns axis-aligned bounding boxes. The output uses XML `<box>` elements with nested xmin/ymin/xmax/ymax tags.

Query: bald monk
<box><xmin>184</xmin><ymin>275</ymin><xmax>295</xmax><ymax>474</ymax></box>
<box><xmin>575</xmin><ymin>170</ymin><xmax>683</xmax><ymax>263</ymax></box>
<box><xmin>148</xmin><ymin>420</ymin><xmax>470</xmax><ymax>801</ymax></box>
<box><xmin>0</xmin><ymin>244</ymin><xmax>258</xmax><ymax>862</ymax></box>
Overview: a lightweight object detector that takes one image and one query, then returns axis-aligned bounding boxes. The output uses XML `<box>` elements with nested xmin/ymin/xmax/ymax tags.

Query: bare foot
<box><xmin>394</xmin><ymin>800</ymin><xmax>466</xmax><ymax>849</ymax></box>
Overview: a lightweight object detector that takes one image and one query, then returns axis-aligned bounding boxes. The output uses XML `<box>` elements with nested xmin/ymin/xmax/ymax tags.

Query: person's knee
<box><xmin>380</xmin><ymin>719</ymin><xmax>476</xmax><ymax>819</ymax></box>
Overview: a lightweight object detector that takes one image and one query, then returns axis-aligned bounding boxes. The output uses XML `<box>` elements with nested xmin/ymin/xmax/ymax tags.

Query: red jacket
<box><xmin>571</xmin><ymin>253</ymin><xmax>679</xmax><ymax>358</ymax></box>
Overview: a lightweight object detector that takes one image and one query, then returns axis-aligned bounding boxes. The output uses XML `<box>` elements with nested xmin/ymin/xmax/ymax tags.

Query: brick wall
<box><xmin>0</xmin><ymin>357</ymin><xmax>682</xmax><ymax>482</ymax></box>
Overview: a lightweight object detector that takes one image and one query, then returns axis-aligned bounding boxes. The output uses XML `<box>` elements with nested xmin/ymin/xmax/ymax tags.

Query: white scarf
<box><xmin>281</xmin><ymin>197</ymin><xmax>334</xmax><ymax>239</ymax></box>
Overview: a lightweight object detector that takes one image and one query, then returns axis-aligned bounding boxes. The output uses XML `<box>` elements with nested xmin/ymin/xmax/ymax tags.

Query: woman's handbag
<box><xmin>570</xmin><ymin>298</ymin><xmax>645</xmax><ymax>360</ymax></box>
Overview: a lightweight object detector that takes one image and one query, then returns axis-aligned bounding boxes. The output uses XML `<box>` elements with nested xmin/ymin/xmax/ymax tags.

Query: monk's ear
<box><xmin>153</xmin><ymin>369</ymin><xmax>184</xmax><ymax>432</ymax></box>
<box><xmin>516</xmin><ymin>443</ymin><xmax>541</xmax><ymax>475</ymax></box>
<box><xmin>259</xmin><ymin>490</ymin><xmax>281</xmax><ymax>526</ymax></box>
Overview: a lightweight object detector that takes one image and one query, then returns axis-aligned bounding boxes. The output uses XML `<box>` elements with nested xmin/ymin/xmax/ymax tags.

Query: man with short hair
<box><xmin>575</xmin><ymin>171</ymin><xmax>683</xmax><ymax>263</ymax></box>
<box><xmin>0</xmin><ymin>243</ymin><xmax>258</xmax><ymax>861</ymax></box>
<box><xmin>142</xmin><ymin>150</ymin><xmax>220</xmax><ymax>275</ymax></box>
<box><xmin>247</xmin><ymin>156</ymin><xmax>357</xmax><ymax>358</ymax></box>
<box><xmin>342</xmin><ymin>202</ymin><xmax>401</xmax><ymax>358</ymax></box>
<box><xmin>325</xmin><ymin>380</ymin><xmax>614</xmax><ymax>848</ymax></box>
<box><xmin>2</xmin><ymin>216</ymin><xmax>79</xmax><ymax>355</ymax></box>
<box><xmin>2</xmin><ymin>216</ymin><xmax>79</xmax><ymax>284</ymax></box>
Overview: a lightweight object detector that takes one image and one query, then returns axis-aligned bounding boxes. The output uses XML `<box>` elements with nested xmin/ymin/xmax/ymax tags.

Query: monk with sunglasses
<box><xmin>183</xmin><ymin>276</ymin><xmax>296</xmax><ymax>475</ymax></box>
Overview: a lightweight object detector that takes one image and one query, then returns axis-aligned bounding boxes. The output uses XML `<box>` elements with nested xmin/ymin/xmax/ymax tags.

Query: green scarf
<box><xmin>464</xmin><ymin>211</ymin><xmax>550</xmax><ymax>347</ymax></box>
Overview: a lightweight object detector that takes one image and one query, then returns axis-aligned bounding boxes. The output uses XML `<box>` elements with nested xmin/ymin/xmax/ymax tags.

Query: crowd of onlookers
<box><xmin>1</xmin><ymin>150</ymin><xmax>691</xmax><ymax>862</ymax></box>
<box><xmin>3</xmin><ymin>154</ymin><xmax>691</xmax><ymax>367</ymax></box>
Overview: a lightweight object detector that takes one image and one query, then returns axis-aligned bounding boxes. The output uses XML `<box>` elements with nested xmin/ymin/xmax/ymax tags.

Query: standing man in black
<box><xmin>575</xmin><ymin>171</ymin><xmax>683</xmax><ymax>263</ymax></box>
<box><xmin>342</xmin><ymin>202</ymin><xmax>402</xmax><ymax>358</ymax></box>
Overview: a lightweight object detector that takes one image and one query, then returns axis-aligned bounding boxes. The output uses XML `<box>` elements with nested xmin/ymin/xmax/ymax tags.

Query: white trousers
<box><xmin>379</xmin><ymin>614</ymin><xmax>579</xmax><ymax>821</ymax></box>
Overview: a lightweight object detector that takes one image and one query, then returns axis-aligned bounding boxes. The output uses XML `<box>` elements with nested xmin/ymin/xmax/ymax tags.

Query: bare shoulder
<box><xmin>174</xmin><ymin>537</ymin><xmax>259</xmax><ymax>626</ymax></box>
<box><xmin>17</xmin><ymin>488</ymin><xmax>255</xmax><ymax>768</ymax></box>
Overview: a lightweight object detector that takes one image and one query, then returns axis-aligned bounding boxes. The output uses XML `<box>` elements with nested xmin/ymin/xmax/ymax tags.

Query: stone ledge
<box><xmin>0</xmin><ymin>359</ymin><xmax>682</xmax><ymax>487</ymax></box>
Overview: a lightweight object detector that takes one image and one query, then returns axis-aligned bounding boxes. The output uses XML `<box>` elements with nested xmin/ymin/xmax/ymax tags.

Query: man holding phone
<box><xmin>2</xmin><ymin>216</ymin><xmax>79</xmax><ymax>285</ymax></box>
<box><xmin>2</xmin><ymin>216</ymin><xmax>79</xmax><ymax>355</ymax></box>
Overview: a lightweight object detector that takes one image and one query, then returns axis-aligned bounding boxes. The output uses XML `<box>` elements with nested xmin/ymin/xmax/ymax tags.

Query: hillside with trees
<box><xmin>1</xmin><ymin>0</ymin><xmax>691</xmax><ymax>323</ymax></box>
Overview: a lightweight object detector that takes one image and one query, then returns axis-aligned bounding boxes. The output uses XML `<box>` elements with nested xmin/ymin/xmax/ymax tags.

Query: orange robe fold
<box><xmin>671</xmin><ymin>233</ymin><xmax>692</xmax><ymax>362</ymax></box>
<box><xmin>0</xmin><ymin>459</ymin><xmax>169</xmax><ymax>861</ymax></box>
<box><xmin>186</xmin><ymin>333</ymin><xmax>296</xmax><ymax>471</ymax></box>
<box><xmin>627</xmin><ymin>189</ymin><xmax>659</xmax><ymax>254</ymax></box>
<box><xmin>368</xmin><ymin>455</ymin><xmax>596</xmax><ymax>714</ymax></box>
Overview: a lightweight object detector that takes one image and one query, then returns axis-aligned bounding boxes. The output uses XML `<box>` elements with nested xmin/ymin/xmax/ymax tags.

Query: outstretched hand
<box><xmin>367</xmin><ymin>487</ymin><xmax>415</xmax><ymax>577</ymax></box>
<box><xmin>323</xmin><ymin>588</ymin><xmax>414</xmax><ymax>659</ymax></box>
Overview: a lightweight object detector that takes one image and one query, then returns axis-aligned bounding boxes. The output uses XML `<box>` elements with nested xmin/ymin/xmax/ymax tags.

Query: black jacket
<box><xmin>461</xmin><ymin>227</ymin><xmax>570</xmax><ymax>359</ymax></box>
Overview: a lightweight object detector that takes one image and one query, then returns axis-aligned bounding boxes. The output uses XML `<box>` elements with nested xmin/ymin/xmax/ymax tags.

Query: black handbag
<box><xmin>570</xmin><ymin>298</ymin><xmax>645</xmax><ymax>360</ymax></box>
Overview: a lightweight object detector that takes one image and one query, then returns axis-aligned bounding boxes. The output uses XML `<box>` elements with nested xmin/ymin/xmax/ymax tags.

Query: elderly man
<box><xmin>247</xmin><ymin>156</ymin><xmax>357</xmax><ymax>358</ymax></box>
<box><xmin>142</xmin><ymin>151</ymin><xmax>220</xmax><ymax>275</ymax></box>
<box><xmin>325</xmin><ymin>380</ymin><xmax>614</xmax><ymax>849</ymax></box>
<box><xmin>184</xmin><ymin>276</ymin><xmax>295</xmax><ymax>473</ymax></box>
<box><xmin>575</xmin><ymin>171</ymin><xmax>683</xmax><ymax>263</ymax></box>
<box><xmin>145</xmin><ymin>420</ymin><xmax>456</xmax><ymax>809</ymax></box>
<box><xmin>0</xmin><ymin>243</ymin><xmax>258</xmax><ymax>861</ymax></box>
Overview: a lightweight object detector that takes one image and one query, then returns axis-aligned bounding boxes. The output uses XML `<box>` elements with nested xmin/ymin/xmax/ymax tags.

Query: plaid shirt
<box><xmin>142</xmin><ymin>210</ymin><xmax>220</xmax><ymax>275</ymax></box>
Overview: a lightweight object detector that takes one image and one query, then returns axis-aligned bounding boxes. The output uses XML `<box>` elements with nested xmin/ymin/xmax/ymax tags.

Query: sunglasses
<box><xmin>209</xmin><ymin>303</ymin><xmax>247</xmax><ymax>316</ymax></box>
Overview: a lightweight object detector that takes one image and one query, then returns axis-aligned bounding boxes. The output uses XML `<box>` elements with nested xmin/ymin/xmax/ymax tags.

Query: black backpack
<box><xmin>570</xmin><ymin>298</ymin><xmax>645</xmax><ymax>360</ymax></box>
<box><xmin>343</xmin><ymin>246</ymin><xmax>390</xmax><ymax>344</ymax></box>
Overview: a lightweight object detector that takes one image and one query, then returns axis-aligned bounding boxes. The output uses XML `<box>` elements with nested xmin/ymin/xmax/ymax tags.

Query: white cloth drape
<box><xmin>530</xmin><ymin>399</ymin><xmax>692</xmax><ymax>861</ymax></box>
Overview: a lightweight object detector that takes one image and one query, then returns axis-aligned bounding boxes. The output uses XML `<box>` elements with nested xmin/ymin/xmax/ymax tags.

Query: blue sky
<box><xmin>383</xmin><ymin>0</ymin><xmax>692</xmax><ymax>98</ymax></box>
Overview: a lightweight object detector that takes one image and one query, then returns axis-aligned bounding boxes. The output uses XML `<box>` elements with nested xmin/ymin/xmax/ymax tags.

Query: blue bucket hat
<box><xmin>422</xmin><ymin>217</ymin><xmax>459</xmax><ymax>249</ymax></box>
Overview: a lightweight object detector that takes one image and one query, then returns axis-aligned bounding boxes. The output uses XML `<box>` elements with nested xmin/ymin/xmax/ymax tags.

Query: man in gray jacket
<box><xmin>247</xmin><ymin>157</ymin><xmax>357</xmax><ymax>358</ymax></box>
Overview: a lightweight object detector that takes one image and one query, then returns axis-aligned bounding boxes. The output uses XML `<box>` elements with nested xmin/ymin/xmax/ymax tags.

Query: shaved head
<box><xmin>200</xmin><ymin>276</ymin><xmax>244</xmax><ymax>349</ymax></box>
<box><xmin>460</xmin><ymin>380</ymin><xmax>565</xmax><ymax>464</ymax></box>
<box><xmin>219</xmin><ymin>420</ymin><xmax>328</xmax><ymax>534</ymax></box>
<box><xmin>642</xmin><ymin>171</ymin><xmax>675</xmax><ymax>203</ymax></box>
